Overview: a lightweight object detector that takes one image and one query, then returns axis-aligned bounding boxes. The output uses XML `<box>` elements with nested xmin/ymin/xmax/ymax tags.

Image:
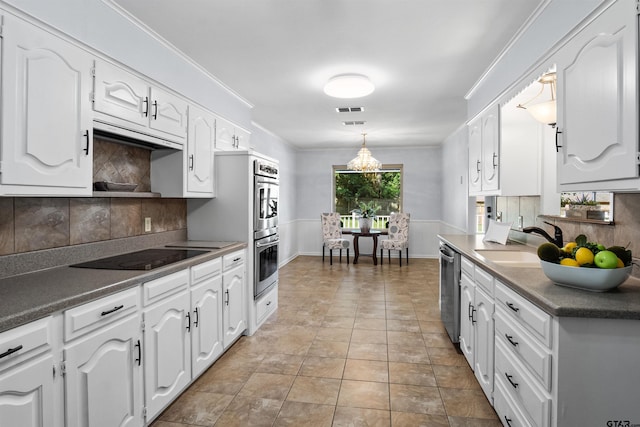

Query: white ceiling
<box><xmin>112</xmin><ymin>0</ymin><xmax>543</xmax><ymax>149</ymax></box>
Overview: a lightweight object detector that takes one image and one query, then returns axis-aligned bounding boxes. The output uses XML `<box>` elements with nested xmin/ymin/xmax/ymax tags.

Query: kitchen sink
<box><xmin>474</xmin><ymin>250</ymin><xmax>541</xmax><ymax>268</ymax></box>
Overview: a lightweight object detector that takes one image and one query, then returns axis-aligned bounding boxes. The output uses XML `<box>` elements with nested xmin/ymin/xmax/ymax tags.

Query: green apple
<box><xmin>594</xmin><ymin>250</ymin><xmax>619</xmax><ymax>269</ymax></box>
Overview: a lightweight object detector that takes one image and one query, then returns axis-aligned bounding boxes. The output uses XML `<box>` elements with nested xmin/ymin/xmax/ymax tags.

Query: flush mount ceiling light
<box><xmin>324</xmin><ymin>74</ymin><xmax>375</xmax><ymax>98</ymax></box>
<box><xmin>347</xmin><ymin>133</ymin><xmax>381</xmax><ymax>172</ymax></box>
<box><xmin>517</xmin><ymin>72</ymin><xmax>557</xmax><ymax>127</ymax></box>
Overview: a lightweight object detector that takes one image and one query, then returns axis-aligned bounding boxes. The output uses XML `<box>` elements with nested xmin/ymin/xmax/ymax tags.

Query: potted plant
<box><xmin>351</xmin><ymin>201</ymin><xmax>380</xmax><ymax>232</ymax></box>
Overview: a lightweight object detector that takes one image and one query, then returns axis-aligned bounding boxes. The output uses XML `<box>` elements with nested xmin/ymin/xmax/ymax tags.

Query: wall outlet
<box><xmin>144</xmin><ymin>217</ymin><xmax>151</xmax><ymax>232</ymax></box>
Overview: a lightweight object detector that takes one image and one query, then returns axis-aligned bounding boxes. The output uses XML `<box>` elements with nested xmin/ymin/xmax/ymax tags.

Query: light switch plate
<box><xmin>144</xmin><ymin>217</ymin><xmax>151</xmax><ymax>232</ymax></box>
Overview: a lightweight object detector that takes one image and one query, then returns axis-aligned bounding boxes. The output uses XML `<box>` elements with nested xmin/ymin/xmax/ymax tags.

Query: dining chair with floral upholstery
<box><xmin>321</xmin><ymin>212</ymin><xmax>350</xmax><ymax>265</ymax></box>
<box><xmin>380</xmin><ymin>212</ymin><xmax>410</xmax><ymax>266</ymax></box>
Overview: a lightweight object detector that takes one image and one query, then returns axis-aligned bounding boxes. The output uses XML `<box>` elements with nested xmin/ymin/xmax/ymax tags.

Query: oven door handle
<box><xmin>256</xmin><ymin>238</ymin><xmax>279</xmax><ymax>248</ymax></box>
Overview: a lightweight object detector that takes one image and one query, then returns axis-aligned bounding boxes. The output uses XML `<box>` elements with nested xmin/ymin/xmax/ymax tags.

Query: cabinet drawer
<box><xmin>256</xmin><ymin>285</ymin><xmax>278</xmax><ymax>323</ymax></box>
<box><xmin>64</xmin><ymin>287</ymin><xmax>139</xmax><ymax>341</ymax></box>
<box><xmin>495</xmin><ymin>308</ymin><xmax>552</xmax><ymax>392</ymax></box>
<box><xmin>223</xmin><ymin>250</ymin><xmax>245</xmax><ymax>271</ymax></box>
<box><xmin>494</xmin><ymin>372</ymin><xmax>534</xmax><ymax>427</ymax></box>
<box><xmin>461</xmin><ymin>256</ymin><xmax>475</xmax><ymax>278</ymax></box>
<box><xmin>0</xmin><ymin>316</ymin><xmax>53</xmax><ymax>371</ymax></box>
<box><xmin>143</xmin><ymin>269</ymin><xmax>189</xmax><ymax>306</ymax></box>
<box><xmin>191</xmin><ymin>257</ymin><xmax>222</xmax><ymax>284</ymax></box>
<box><xmin>495</xmin><ymin>340</ymin><xmax>551</xmax><ymax>427</ymax></box>
<box><xmin>495</xmin><ymin>282</ymin><xmax>551</xmax><ymax>348</ymax></box>
<box><xmin>475</xmin><ymin>266</ymin><xmax>494</xmax><ymax>296</ymax></box>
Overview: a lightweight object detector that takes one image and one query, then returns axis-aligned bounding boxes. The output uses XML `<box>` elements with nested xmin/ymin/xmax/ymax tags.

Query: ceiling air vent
<box><xmin>342</xmin><ymin>121</ymin><xmax>366</xmax><ymax>126</ymax></box>
<box><xmin>336</xmin><ymin>107</ymin><xmax>364</xmax><ymax>113</ymax></box>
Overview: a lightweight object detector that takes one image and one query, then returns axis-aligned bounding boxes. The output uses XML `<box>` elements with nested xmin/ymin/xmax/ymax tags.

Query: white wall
<box><xmin>295</xmin><ymin>145</ymin><xmax>444</xmax><ymax>258</ymax></box>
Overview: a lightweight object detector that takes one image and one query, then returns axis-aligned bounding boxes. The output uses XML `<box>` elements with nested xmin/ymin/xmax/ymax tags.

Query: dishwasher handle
<box><xmin>439</xmin><ymin>247</ymin><xmax>455</xmax><ymax>263</ymax></box>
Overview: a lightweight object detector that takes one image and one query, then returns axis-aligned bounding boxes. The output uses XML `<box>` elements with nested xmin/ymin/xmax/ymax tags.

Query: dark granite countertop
<box><xmin>0</xmin><ymin>242</ymin><xmax>247</xmax><ymax>333</ymax></box>
<box><xmin>438</xmin><ymin>234</ymin><xmax>640</xmax><ymax>320</ymax></box>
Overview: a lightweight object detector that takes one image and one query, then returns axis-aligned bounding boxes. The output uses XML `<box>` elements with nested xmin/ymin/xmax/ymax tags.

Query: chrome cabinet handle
<box><xmin>468</xmin><ymin>302</ymin><xmax>474</xmax><ymax>320</ymax></box>
<box><xmin>225</xmin><ymin>289</ymin><xmax>230</xmax><ymax>306</ymax></box>
<box><xmin>152</xmin><ymin>100</ymin><xmax>158</xmax><ymax>120</ymax></box>
<box><xmin>492</xmin><ymin>152</ymin><xmax>498</xmax><ymax>168</ymax></box>
<box><xmin>185</xmin><ymin>312</ymin><xmax>191</xmax><ymax>332</ymax></box>
<box><xmin>189</xmin><ymin>154</ymin><xmax>194</xmax><ymax>171</ymax></box>
<box><xmin>193</xmin><ymin>308</ymin><xmax>199</xmax><ymax>327</ymax></box>
<box><xmin>476</xmin><ymin>159</ymin><xmax>481</xmax><ymax>173</ymax></box>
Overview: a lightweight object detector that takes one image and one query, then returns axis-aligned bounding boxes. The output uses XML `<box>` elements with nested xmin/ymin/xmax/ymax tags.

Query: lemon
<box><xmin>574</xmin><ymin>247</ymin><xmax>594</xmax><ymax>265</ymax></box>
<box><xmin>560</xmin><ymin>258</ymin><xmax>580</xmax><ymax>267</ymax></box>
<box><xmin>617</xmin><ymin>258</ymin><xmax>625</xmax><ymax>268</ymax></box>
<box><xmin>562</xmin><ymin>242</ymin><xmax>577</xmax><ymax>253</ymax></box>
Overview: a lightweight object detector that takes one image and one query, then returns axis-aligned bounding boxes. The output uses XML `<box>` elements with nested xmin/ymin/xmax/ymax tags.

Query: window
<box><xmin>332</xmin><ymin>165</ymin><xmax>402</xmax><ymax>228</ymax></box>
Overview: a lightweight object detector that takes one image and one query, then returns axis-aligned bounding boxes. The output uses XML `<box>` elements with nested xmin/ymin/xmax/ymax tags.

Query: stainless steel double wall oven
<box><xmin>253</xmin><ymin>159</ymin><xmax>279</xmax><ymax>299</ymax></box>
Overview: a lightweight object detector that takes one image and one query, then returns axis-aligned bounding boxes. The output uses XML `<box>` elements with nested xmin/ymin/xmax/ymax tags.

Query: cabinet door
<box><xmin>459</xmin><ymin>273</ymin><xmax>475</xmax><ymax>366</ymax></box>
<box><xmin>0</xmin><ymin>354</ymin><xmax>56</xmax><ymax>427</ymax></box>
<box><xmin>481</xmin><ymin>105</ymin><xmax>500</xmax><ymax>192</ymax></box>
<box><xmin>468</xmin><ymin>118</ymin><xmax>483</xmax><ymax>195</ymax></box>
<box><xmin>191</xmin><ymin>275</ymin><xmax>223</xmax><ymax>378</ymax></box>
<box><xmin>556</xmin><ymin>0</ymin><xmax>638</xmax><ymax>185</ymax></box>
<box><xmin>234</xmin><ymin>126</ymin><xmax>251</xmax><ymax>151</ymax></box>
<box><xmin>64</xmin><ymin>314</ymin><xmax>143</xmax><ymax>427</ymax></box>
<box><xmin>149</xmin><ymin>87</ymin><xmax>188</xmax><ymax>141</ymax></box>
<box><xmin>143</xmin><ymin>290</ymin><xmax>191</xmax><ymax>420</ymax></box>
<box><xmin>474</xmin><ymin>286</ymin><xmax>494</xmax><ymax>402</ymax></box>
<box><xmin>1</xmin><ymin>15</ymin><xmax>93</xmax><ymax>196</ymax></box>
<box><xmin>222</xmin><ymin>265</ymin><xmax>246</xmax><ymax>348</ymax></box>
<box><xmin>186</xmin><ymin>105</ymin><xmax>215</xmax><ymax>195</ymax></box>
<box><xmin>93</xmin><ymin>60</ymin><xmax>149</xmax><ymax>129</ymax></box>
<box><xmin>214</xmin><ymin>116</ymin><xmax>237</xmax><ymax>150</ymax></box>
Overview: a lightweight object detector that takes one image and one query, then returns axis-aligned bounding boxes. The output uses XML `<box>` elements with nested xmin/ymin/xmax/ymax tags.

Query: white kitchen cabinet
<box><xmin>150</xmin><ymin>104</ymin><xmax>215</xmax><ymax>197</ymax></box>
<box><xmin>190</xmin><ymin>258</ymin><xmax>224</xmax><ymax>378</ymax></box>
<box><xmin>555</xmin><ymin>0</ymin><xmax>639</xmax><ymax>190</ymax></box>
<box><xmin>93</xmin><ymin>60</ymin><xmax>187</xmax><ymax>149</ymax></box>
<box><xmin>468</xmin><ymin>104</ymin><xmax>500</xmax><ymax>195</ymax></box>
<box><xmin>459</xmin><ymin>257</ymin><xmax>494</xmax><ymax>403</ymax></box>
<box><xmin>142</xmin><ymin>271</ymin><xmax>191</xmax><ymax>421</ymax></box>
<box><xmin>222</xmin><ymin>251</ymin><xmax>247</xmax><ymax>348</ymax></box>
<box><xmin>0</xmin><ymin>317</ymin><xmax>58</xmax><ymax>427</ymax></box>
<box><xmin>63</xmin><ymin>288</ymin><xmax>143</xmax><ymax>427</ymax></box>
<box><xmin>215</xmin><ymin>116</ymin><xmax>250</xmax><ymax>151</ymax></box>
<box><xmin>0</xmin><ymin>13</ymin><xmax>93</xmax><ymax>196</ymax></box>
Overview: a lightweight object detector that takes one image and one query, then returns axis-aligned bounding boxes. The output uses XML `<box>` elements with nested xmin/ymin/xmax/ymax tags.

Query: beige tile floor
<box><xmin>151</xmin><ymin>256</ymin><xmax>500</xmax><ymax>427</ymax></box>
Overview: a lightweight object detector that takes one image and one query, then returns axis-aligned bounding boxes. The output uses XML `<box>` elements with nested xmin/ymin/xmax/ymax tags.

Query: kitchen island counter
<box><xmin>439</xmin><ymin>234</ymin><xmax>640</xmax><ymax>320</ymax></box>
<box><xmin>0</xmin><ymin>242</ymin><xmax>246</xmax><ymax>333</ymax></box>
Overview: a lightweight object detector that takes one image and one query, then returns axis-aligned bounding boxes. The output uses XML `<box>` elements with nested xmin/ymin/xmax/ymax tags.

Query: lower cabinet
<box><xmin>0</xmin><ymin>316</ymin><xmax>58</xmax><ymax>427</ymax></box>
<box><xmin>190</xmin><ymin>273</ymin><xmax>223</xmax><ymax>378</ymax></box>
<box><xmin>63</xmin><ymin>287</ymin><xmax>144</xmax><ymax>427</ymax></box>
<box><xmin>222</xmin><ymin>262</ymin><xmax>246</xmax><ymax>348</ymax></box>
<box><xmin>459</xmin><ymin>257</ymin><xmax>494</xmax><ymax>403</ymax></box>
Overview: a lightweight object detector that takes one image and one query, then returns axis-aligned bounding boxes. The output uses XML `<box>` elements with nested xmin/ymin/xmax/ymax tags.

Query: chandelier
<box><xmin>347</xmin><ymin>133</ymin><xmax>381</xmax><ymax>172</ymax></box>
<box><xmin>516</xmin><ymin>72</ymin><xmax>557</xmax><ymax>127</ymax></box>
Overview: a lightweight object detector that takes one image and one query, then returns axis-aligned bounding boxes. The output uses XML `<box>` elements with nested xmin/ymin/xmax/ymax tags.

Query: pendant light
<box><xmin>517</xmin><ymin>72</ymin><xmax>557</xmax><ymax>127</ymax></box>
<box><xmin>347</xmin><ymin>133</ymin><xmax>381</xmax><ymax>172</ymax></box>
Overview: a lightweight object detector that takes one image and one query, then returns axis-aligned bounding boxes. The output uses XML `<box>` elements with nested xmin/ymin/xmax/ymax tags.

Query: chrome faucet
<box><xmin>523</xmin><ymin>221</ymin><xmax>563</xmax><ymax>247</ymax></box>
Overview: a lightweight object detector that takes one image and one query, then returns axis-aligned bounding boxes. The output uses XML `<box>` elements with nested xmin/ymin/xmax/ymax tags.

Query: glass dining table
<box><xmin>342</xmin><ymin>229</ymin><xmax>388</xmax><ymax>265</ymax></box>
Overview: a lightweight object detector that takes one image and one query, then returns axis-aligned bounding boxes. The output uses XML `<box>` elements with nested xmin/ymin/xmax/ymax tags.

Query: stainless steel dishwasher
<box><xmin>439</xmin><ymin>241</ymin><xmax>461</xmax><ymax>344</ymax></box>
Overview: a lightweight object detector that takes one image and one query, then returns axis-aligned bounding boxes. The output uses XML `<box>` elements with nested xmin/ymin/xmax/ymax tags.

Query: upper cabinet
<box><xmin>93</xmin><ymin>60</ymin><xmax>187</xmax><ymax>149</ymax></box>
<box><xmin>555</xmin><ymin>0</ymin><xmax>639</xmax><ymax>191</ymax></box>
<box><xmin>468</xmin><ymin>105</ymin><xmax>500</xmax><ymax>195</ymax></box>
<box><xmin>215</xmin><ymin>116</ymin><xmax>250</xmax><ymax>151</ymax></box>
<box><xmin>0</xmin><ymin>13</ymin><xmax>94</xmax><ymax>196</ymax></box>
<box><xmin>151</xmin><ymin>105</ymin><xmax>215</xmax><ymax>198</ymax></box>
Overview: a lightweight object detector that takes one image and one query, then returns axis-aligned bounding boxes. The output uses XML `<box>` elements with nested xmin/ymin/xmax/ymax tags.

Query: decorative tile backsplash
<box><xmin>93</xmin><ymin>137</ymin><xmax>151</xmax><ymax>191</ymax></box>
<box><xmin>0</xmin><ymin>197</ymin><xmax>187</xmax><ymax>255</ymax></box>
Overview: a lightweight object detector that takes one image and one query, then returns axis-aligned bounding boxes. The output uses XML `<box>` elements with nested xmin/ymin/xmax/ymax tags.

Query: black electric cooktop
<box><xmin>70</xmin><ymin>248</ymin><xmax>209</xmax><ymax>271</ymax></box>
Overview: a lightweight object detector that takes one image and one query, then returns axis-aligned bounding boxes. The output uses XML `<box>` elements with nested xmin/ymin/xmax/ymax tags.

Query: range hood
<box><xmin>94</xmin><ymin>120</ymin><xmax>183</xmax><ymax>151</ymax></box>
